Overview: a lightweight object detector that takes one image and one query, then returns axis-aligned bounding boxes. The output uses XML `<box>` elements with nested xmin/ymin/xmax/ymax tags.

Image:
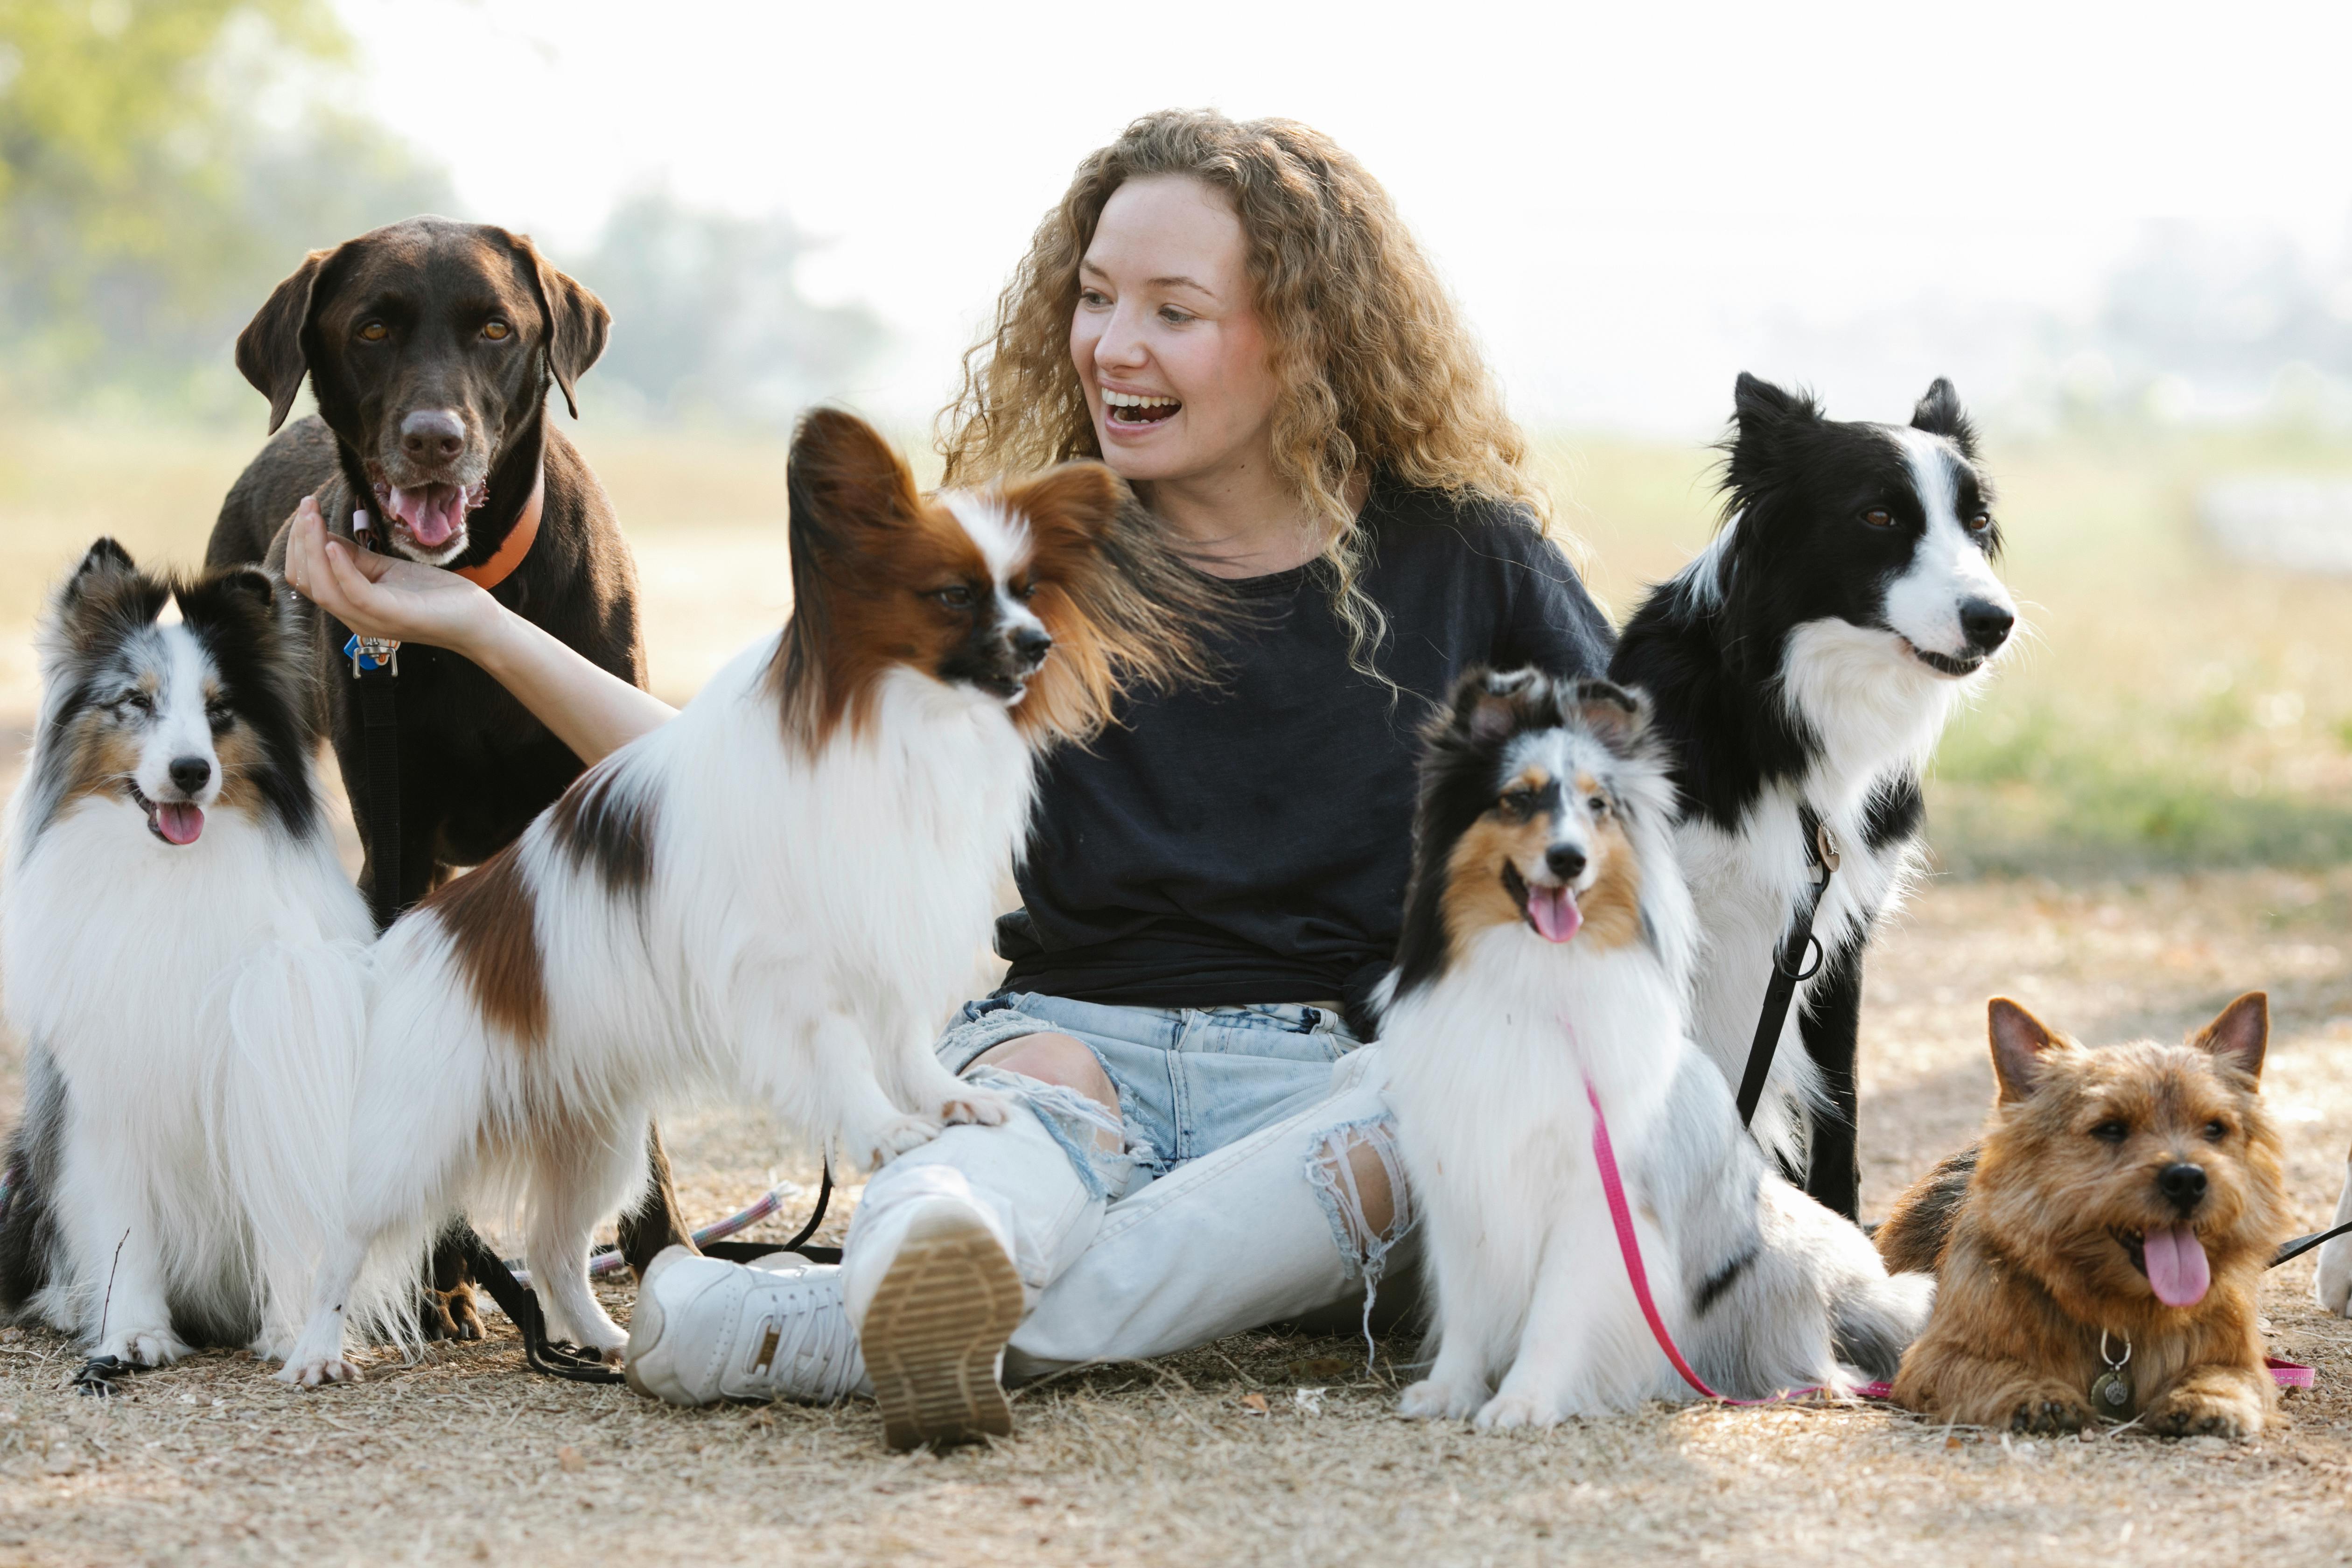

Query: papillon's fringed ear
<box><xmin>2190</xmin><ymin>992</ymin><xmax>2268</xmax><ymax>1083</ymax></box>
<box><xmin>785</xmin><ymin>408</ymin><xmax>922</xmax><ymax>560</ymax></box>
<box><xmin>1910</xmin><ymin>377</ymin><xmax>1977</xmax><ymax>457</ymax></box>
<box><xmin>1987</xmin><ymin>997</ymin><xmax>2063</xmax><ymax>1103</ymax></box>
<box><xmin>1567</xmin><ymin>677</ymin><xmax>1646</xmax><ymax>751</ymax></box>
<box><xmin>1006</xmin><ymin>477</ymin><xmax>1230</xmax><ymax>749</ymax></box>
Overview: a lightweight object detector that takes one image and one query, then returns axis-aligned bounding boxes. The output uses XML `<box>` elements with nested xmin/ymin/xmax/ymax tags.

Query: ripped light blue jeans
<box><xmin>840</xmin><ymin>992</ymin><xmax>1416</xmax><ymax>1381</ymax></box>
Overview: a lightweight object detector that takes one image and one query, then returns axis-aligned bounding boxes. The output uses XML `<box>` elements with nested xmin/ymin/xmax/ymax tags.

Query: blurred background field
<box><xmin>10</xmin><ymin>418</ymin><xmax>2352</xmax><ymax>884</ymax></box>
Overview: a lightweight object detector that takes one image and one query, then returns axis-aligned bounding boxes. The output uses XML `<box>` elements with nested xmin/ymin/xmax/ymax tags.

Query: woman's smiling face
<box><xmin>1070</xmin><ymin>175</ymin><xmax>1282</xmax><ymax>488</ymax></box>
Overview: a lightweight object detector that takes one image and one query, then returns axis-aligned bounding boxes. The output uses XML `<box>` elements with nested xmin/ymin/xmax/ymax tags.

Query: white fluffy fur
<box><xmin>279</xmin><ymin>637</ymin><xmax>1035</xmax><ymax>1383</ymax></box>
<box><xmin>1</xmin><ymin>626</ymin><xmax>374</xmax><ymax>1365</ymax></box>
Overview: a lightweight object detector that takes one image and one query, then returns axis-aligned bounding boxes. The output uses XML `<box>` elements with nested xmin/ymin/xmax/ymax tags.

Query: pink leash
<box><xmin>1579</xmin><ymin>1077</ymin><xmax>2314</xmax><ymax>1404</ymax></box>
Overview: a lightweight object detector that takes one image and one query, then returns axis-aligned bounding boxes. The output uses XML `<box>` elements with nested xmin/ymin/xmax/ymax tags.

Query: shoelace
<box><xmin>748</xmin><ymin>1283</ymin><xmax>864</xmax><ymax>1400</ymax></box>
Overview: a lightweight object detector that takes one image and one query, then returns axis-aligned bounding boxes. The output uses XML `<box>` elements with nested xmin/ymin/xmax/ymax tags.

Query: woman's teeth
<box><xmin>1103</xmin><ymin>390</ymin><xmax>1180</xmax><ymax>424</ymax></box>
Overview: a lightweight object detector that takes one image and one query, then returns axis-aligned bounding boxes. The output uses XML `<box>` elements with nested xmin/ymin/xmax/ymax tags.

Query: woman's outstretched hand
<box><xmin>281</xmin><ymin>495</ymin><xmax>499</xmax><ymax>657</ymax></box>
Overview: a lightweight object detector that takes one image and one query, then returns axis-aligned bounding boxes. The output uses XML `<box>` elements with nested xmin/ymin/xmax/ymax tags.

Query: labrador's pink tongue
<box><xmin>157</xmin><ymin>803</ymin><xmax>203</xmax><ymax>846</ymax></box>
<box><xmin>385</xmin><ymin>483</ymin><xmax>463</xmax><ymax>547</ymax></box>
<box><xmin>1528</xmin><ymin>885</ymin><xmax>1582</xmax><ymax>943</ymax></box>
<box><xmin>2143</xmin><ymin>1225</ymin><xmax>2210</xmax><ymax>1307</ymax></box>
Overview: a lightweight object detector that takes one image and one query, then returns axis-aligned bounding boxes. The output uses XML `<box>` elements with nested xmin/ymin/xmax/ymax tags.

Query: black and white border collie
<box><xmin>1610</xmin><ymin>375</ymin><xmax>2016</xmax><ymax>1219</ymax></box>
<box><xmin>0</xmin><ymin>542</ymin><xmax>377</xmax><ymax>1365</ymax></box>
<box><xmin>276</xmin><ymin>409</ymin><xmax>1211</xmax><ymax>1385</ymax></box>
<box><xmin>1381</xmin><ymin>670</ymin><xmax>1932</xmax><ymax>1423</ymax></box>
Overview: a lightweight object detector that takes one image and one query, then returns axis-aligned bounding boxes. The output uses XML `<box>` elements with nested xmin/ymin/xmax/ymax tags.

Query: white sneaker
<box><xmin>624</xmin><ymin>1247</ymin><xmax>867</xmax><ymax>1407</ymax></box>
<box><xmin>848</xmin><ymin>1196</ymin><xmax>1025</xmax><ymax>1451</ymax></box>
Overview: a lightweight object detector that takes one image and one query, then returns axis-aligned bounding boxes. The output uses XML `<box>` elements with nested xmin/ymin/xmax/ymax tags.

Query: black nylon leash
<box><xmin>1735</xmin><ymin>809</ymin><xmax>1841</xmax><ymax>1127</ymax></box>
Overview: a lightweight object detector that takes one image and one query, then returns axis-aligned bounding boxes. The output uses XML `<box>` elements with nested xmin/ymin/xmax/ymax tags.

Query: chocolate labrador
<box><xmin>206</xmin><ymin>216</ymin><xmax>693</xmax><ymax>1338</ymax></box>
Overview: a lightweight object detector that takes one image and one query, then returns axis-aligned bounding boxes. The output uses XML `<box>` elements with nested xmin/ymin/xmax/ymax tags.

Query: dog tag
<box><xmin>2090</xmin><ymin>1370</ymin><xmax>2131</xmax><ymax>1412</ymax></box>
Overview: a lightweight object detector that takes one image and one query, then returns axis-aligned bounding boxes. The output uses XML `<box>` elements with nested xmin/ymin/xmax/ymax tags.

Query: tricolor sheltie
<box><xmin>1382</xmin><ymin>670</ymin><xmax>1933</xmax><ymax>1423</ymax></box>
<box><xmin>277</xmin><ymin>409</ymin><xmax>1210</xmax><ymax>1385</ymax></box>
<box><xmin>1611</xmin><ymin>375</ymin><xmax>2016</xmax><ymax>1219</ymax></box>
<box><xmin>0</xmin><ymin>542</ymin><xmax>376</xmax><ymax>1366</ymax></box>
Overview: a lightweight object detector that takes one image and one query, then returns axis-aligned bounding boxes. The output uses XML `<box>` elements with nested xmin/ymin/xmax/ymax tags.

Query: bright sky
<box><xmin>336</xmin><ymin>0</ymin><xmax>2352</xmax><ymax>434</ymax></box>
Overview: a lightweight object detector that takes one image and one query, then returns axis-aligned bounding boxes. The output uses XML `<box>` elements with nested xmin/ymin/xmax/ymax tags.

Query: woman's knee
<box><xmin>970</xmin><ymin>1031</ymin><xmax>1118</xmax><ymax>1118</ymax></box>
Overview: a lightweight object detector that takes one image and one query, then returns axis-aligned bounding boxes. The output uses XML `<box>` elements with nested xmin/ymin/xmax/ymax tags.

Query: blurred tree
<box><xmin>0</xmin><ymin>0</ymin><xmax>450</xmax><ymax>412</ymax></box>
<box><xmin>575</xmin><ymin>186</ymin><xmax>885</xmax><ymax>425</ymax></box>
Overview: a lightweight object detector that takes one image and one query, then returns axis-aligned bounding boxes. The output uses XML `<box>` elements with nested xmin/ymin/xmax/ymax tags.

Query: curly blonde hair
<box><xmin>938</xmin><ymin>108</ymin><xmax>1547</xmax><ymax>675</ymax></box>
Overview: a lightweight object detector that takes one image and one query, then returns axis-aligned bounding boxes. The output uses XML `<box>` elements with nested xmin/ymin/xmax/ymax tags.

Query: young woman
<box><xmin>283</xmin><ymin>109</ymin><xmax>1612</xmax><ymax>1448</ymax></box>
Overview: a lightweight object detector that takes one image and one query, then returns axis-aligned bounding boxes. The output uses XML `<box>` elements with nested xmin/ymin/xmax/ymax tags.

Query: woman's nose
<box><xmin>1093</xmin><ymin>303</ymin><xmax>1150</xmax><ymax>370</ymax></box>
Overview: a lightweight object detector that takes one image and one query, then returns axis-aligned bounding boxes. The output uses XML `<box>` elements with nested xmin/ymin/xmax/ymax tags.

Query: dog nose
<box><xmin>1545</xmin><ymin>846</ymin><xmax>1586</xmax><ymax>882</ymax></box>
<box><xmin>1009</xmin><ymin>624</ymin><xmax>1053</xmax><ymax>671</ymax></box>
<box><xmin>1959</xmin><ymin>598</ymin><xmax>2014</xmax><ymax>653</ymax></box>
<box><xmin>2157</xmin><ymin>1161</ymin><xmax>2207</xmax><ymax>1212</ymax></box>
<box><xmin>168</xmin><ymin>756</ymin><xmax>212</xmax><ymax>796</ymax></box>
<box><xmin>399</xmin><ymin>409</ymin><xmax>466</xmax><ymax>463</ymax></box>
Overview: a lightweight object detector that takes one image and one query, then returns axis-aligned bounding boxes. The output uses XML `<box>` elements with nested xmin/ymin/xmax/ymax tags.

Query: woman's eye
<box><xmin>1078</xmin><ymin>288</ymin><xmax>1109</xmax><ymax>307</ymax></box>
<box><xmin>358</xmin><ymin>321</ymin><xmax>388</xmax><ymax>343</ymax></box>
<box><xmin>932</xmin><ymin>585</ymin><xmax>976</xmax><ymax>609</ymax></box>
<box><xmin>1862</xmin><ymin>507</ymin><xmax>1894</xmax><ymax>528</ymax></box>
<box><xmin>2091</xmin><ymin>1120</ymin><xmax>2128</xmax><ymax>1143</ymax></box>
<box><xmin>482</xmin><ymin>320</ymin><xmax>511</xmax><ymax>341</ymax></box>
<box><xmin>1158</xmin><ymin>306</ymin><xmax>1192</xmax><ymax>325</ymax></box>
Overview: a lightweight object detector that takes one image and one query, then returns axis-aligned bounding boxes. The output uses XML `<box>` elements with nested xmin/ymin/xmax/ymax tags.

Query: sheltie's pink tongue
<box><xmin>2143</xmin><ymin>1225</ymin><xmax>2210</xmax><ymax>1307</ymax></box>
<box><xmin>383</xmin><ymin>483</ymin><xmax>465</xmax><ymax>547</ymax></box>
<box><xmin>1527</xmin><ymin>884</ymin><xmax>1582</xmax><ymax>943</ymax></box>
<box><xmin>156</xmin><ymin>803</ymin><xmax>203</xmax><ymax>846</ymax></box>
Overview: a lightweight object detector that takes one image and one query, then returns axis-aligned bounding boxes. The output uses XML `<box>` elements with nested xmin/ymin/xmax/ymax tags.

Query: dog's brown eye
<box><xmin>482</xmin><ymin>320</ymin><xmax>511</xmax><ymax>341</ymax></box>
<box><xmin>1967</xmin><ymin>512</ymin><xmax>1992</xmax><ymax>532</ymax></box>
<box><xmin>931</xmin><ymin>585</ymin><xmax>976</xmax><ymax>610</ymax></box>
<box><xmin>2090</xmin><ymin>1119</ymin><xmax>2128</xmax><ymax>1143</ymax></box>
<box><xmin>1499</xmin><ymin>789</ymin><xmax>1536</xmax><ymax>818</ymax></box>
<box><xmin>1011</xmin><ymin>580</ymin><xmax>1040</xmax><ymax>602</ymax></box>
<box><xmin>1862</xmin><ymin>507</ymin><xmax>1894</xmax><ymax>528</ymax></box>
<box><xmin>2204</xmin><ymin>1119</ymin><xmax>2227</xmax><ymax>1141</ymax></box>
<box><xmin>358</xmin><ymin>321</ymin><xmax>388</xmax><ymax>343</ymax></box>
<box><xmin>1588</xmin><ymin>795</ymin><xmax>1609</xmax><ymax>816</ymax></box>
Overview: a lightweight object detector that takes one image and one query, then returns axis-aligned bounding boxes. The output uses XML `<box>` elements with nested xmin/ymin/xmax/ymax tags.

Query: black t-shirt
<box><xmin>994</xmin><ymin>480</ymin><xmax>1616</xmax><ymax>1029</ymax></box>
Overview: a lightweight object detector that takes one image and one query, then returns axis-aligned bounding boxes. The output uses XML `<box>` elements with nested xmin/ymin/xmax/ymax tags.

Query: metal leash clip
<box><xmin>1814</xmin><ymin>821</ymin><xmax>1841</xmax><ymax>875</ymax></box>
<box><xmin>345</xmin><ymin>633</ymin><xmax>400</xmax><ymax>678</ymax></box>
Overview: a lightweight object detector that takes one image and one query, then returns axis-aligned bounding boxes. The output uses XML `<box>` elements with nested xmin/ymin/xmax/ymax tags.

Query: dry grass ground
<box><xmin>0</xmin><ymin>417</ymin><xmax>2350</xmax><ymax>1565</ymax></box>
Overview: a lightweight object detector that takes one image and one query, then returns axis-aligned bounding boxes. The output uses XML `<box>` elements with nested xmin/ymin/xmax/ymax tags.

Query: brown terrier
<box><xmin>1879</xmin><ymin>994</ymin><xmax>2288</xmax><ymax>1437</ymax></box>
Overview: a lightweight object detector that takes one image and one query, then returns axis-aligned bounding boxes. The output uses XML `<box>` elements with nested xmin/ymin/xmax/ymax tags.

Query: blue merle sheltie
<box><xmin>1610</xmin><ymin>374</ymin><xmax>2017</xmax><ymax>1219</ymax></box>
<box><xmin>0</xmin><ymin>540</ymin><xmax>377</xmax><ymax>1366</ymax></box>
<box><xmin>1382</xmin><ymin>670</ymin><xmax>1933</xmax><ymax>1423</ymax></box>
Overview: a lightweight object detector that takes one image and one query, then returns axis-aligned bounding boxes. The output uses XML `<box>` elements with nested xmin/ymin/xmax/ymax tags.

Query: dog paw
<box><xmin>1474</xmin><ymin>1393</ymin><xmax>1563</xmax><ymax>1431</ymax></box>
<box><xmin>2009</xmin><ymin>1394</ymin><xmax>2096</xmax><ymax>1435</ymax></box>
<box><xmin>860</xmin><ymin>1115</ymin><xmax>943</xmax><ymax>1167</ymax></box>
<box><xmin>2144</xmin><ymin>1387</ymin><xmax>2260</xmax><ymax>1441</ymax></box>
<box><xmin>98</xmin><ymin>1327</ymin><xmax>190</xmax><ymax>1370</ymax></box>
<box><xmin>420</xmin><ymin>1281</ymin><xmax>484</xmax><ymax>1342</ymax></box>
<box><xmin>1400</xmin><ymin>1379</ymin><xmax>1484</xmax><ymax>1421</ymax></box>
<box><xmin>938</xmin><ymin>1090</ymin><xmax>1013</xmax><ymax>1128</ymax></box>
<box><xmin>276</xmin><ymin>1354</ymin><xmax>362</xmax><ymax>1389</ymax></box>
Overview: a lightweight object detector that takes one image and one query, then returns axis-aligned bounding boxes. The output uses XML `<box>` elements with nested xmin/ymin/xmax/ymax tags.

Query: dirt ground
<box><xmin>0</xmin><ymin>820</ymin><xmax>2349</xmax><ymax>1564</ymax></box>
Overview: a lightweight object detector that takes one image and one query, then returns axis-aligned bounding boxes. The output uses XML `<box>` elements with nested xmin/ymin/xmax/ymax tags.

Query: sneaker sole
<box><xmin>861</xmin><ymin>1208</ymin><xmax>1022</xmax><ymax>1451</ymax></box>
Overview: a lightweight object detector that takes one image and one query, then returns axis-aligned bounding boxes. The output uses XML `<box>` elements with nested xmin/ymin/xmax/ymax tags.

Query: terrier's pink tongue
<box><xmin>386</xmin><ymin>483</ymin><xmax>462</xmax><ymax>547</ymax></box>
<box><xmin>1528</xmin><ymin>885</ymin><xmax>1582</xmax><ymax>943</ymax></box>
<box><xmin>157</xmin><ymin>803</ymin><xmax>203</xmax><ymax>846</ymax></box>
<box><xmin>2143</xmin><ymin>1225</ymin><xmax>2210</xmax><ymax>1307</ymax></box>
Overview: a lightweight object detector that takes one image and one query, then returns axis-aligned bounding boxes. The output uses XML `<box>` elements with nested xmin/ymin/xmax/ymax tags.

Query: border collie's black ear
<box><xmin>1988</xmin><ymin>997</ymin><xmax>2062</xmax><ymax>1103</ymax></box>
<box><xmin>2189</xmin><ymin>992</ymin><xmax>2268</xmax><ymax>1082</ymax></box>
<box><xmin>1911</xmin><ymin>377</ymin><xmax>1977</xmax><ymax>457</ymax></box>
<box><xmin>238</xmin><ymin>246</ymin><xmax>343</xmax><ymax>434</ymax></box>
<box><xmin>1732</xmin><ymin>372</ymin><xmax>1819</xmax><ymax>433</ymax></box>
<box><xmin>502</xmin><ymin>228</ymin><xmax>610</xmax><ymax>420</ymax></box>
<box><xmin>1568</xmin><ymin>678</ymin><xmax>1646</xmax><ymax>751</ymax></box>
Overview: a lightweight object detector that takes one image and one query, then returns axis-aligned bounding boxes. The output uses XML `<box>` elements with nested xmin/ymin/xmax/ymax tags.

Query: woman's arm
<box><xmin>281</xmin><ymin>496</ymin><xmax>677</xmax><ymax>765</ymax></box>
